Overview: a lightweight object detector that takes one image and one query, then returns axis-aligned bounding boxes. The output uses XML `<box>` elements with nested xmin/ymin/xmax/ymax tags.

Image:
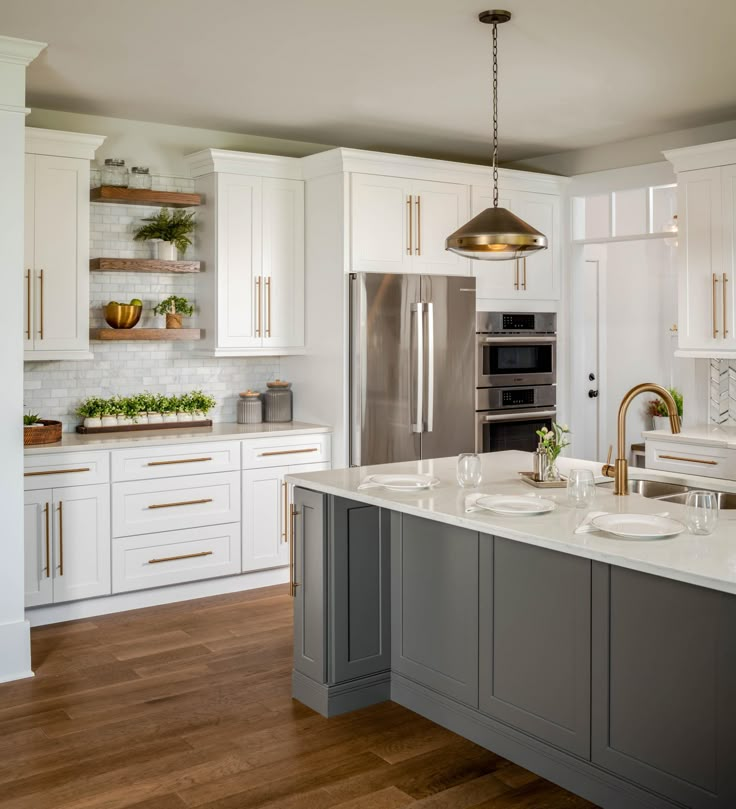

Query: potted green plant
<box><xmin>161</xmin><ymin>395</ymin><xmax>179</xmax><ymax>423</ymax></box>
<box><xmin>648</xmin><ymin>388</ymin><xmax>683</xmax><ymax>431</ymax></box>
<box><xmin>153</xmin><ymin>295</ymin><xmax>195</xmax><ymax>329</ymax></box>
<box><xmin>177</xmin><ymin>392</ymin><xmax>194</xmax><ymax>422</ymax></box>
<box><xmin>133</xmin><ymin>208</ymin><xmax>196</xmax><ymax>261</ymax></box>
<box><xmin>189</xmin><ymin>390</ymin><xmax>216</xmax><ymax>420</ymax></box>
<box><xmin>76</xmin><ymin>397</ymin><xmax>105</xmax><ymax>429</ymax></box>
<box><xmin>100</xmin><ymin>397</ymin><xmax>118</xmax><ymax>428</ymax></box>
<box><xmin>535</xmin><ymin>422</ymin><xmax>571</xmax><ymax>481</ymax></box>
<box><xmin>23</xmin><ymin>410</ymin><xmax>62</xmax><ymax>445</ymax></box>
<box><xmin>147</xmin><ymin>393</ymin><xmax>165</xmax><ymax>424</ymax></box>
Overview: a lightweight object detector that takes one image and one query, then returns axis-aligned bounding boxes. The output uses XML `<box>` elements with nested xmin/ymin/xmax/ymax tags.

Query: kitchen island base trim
<box><xmin>292</xmin><ymin>669</ymin><xmax>391</xmax><ymax>719</ymax></box>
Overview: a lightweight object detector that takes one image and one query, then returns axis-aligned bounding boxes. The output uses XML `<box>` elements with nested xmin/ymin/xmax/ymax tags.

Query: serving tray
<box><xmin>519</xmin><ymin>471</ymin><xmax>566</xmax><ymax>489</ymax></box>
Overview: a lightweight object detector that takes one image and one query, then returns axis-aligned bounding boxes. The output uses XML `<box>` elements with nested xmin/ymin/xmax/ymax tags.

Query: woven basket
<box><xmin>24</xmin><ymin>419</ymin><xmax>62</xmax><ymax>446</ymax></box>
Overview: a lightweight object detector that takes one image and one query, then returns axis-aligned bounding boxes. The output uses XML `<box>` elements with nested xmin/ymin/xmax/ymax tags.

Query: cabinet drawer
<box><xmin>243</xmin><ymin>433</ymin><xmax>330</xmax><ymax>469</ymax></box>
<box><xmin>111</xmin><ymin>441</ymin><xmax>240</xmax><ymax>482</ymax></box>
<box><xmin>112</xmin><ymin>523</ymin><xmax>241</xmax><ymax>593</ymax></box>
<box><xmin>112</xmin><ymin>471</ymin><xmax>240</xmax><ymax>538</ymax></box>
<box><xmin>645</xmin><ymin>441</ymin><xmax>733</xmax><ymax>479</ymax></box>
<box><xmin>24</xmin><ymin>451</ymin><xmax>109</xmax><ymax>490</ymax></box>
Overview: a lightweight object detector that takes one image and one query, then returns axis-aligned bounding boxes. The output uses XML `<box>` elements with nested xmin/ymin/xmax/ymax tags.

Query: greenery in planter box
<box><xmin>189</xmin><ymin>390</ymin><xmax>216</xmax><ymax>415</ymax></box>
<box><xmin>153</xmin><ymin>295</ymin><xmax>194</xmax><ymax>318</ymax></box>
<box><xmin>133</xmin><ymin>208</ymin><xmax>196</xmax><ymax>253</ymax></box>
<box><xmin>75</xmin><ymin>397</ymin><xmax>106</xmax><ymax>420</ymax></box>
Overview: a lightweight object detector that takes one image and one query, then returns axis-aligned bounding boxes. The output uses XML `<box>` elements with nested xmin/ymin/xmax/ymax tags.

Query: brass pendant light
<box><xmin>446</xmin><ymin>10</ymin><xmax>547</xmax><ymax>261</ymax></box>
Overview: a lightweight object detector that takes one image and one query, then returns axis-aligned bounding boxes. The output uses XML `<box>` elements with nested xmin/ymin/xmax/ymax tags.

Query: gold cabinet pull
<box><xmin>415</xmin><ymin>196</ymin><xmax>421</xmax><ymax>256</ymax></box>
<box><xmin>406</xmin><ymin>195</ymin><xmax>413</xmax><ymax>255</ymax></box>
<box><xmin>282</xmin><ymin>480</ymin><xmax>289</xmax><ymax>543</ymax></box>
<box><xmin>38</xmin><ymin>269</ymin><xmax>44</xmax><ymax>339</ymax></box>
<box><xmin>24</xmin><ymin>467</ymin><xmax>90</xmax><ymax>477</ymax></box>
<box><xmin>713</xmin><ymin>273</ymin><xmax>719</xmax><ymax>338</ymax></box>
<box><xmin>723</xmin><ymin>273</ymin><xmax>729</xmax><ymax>338</ymax></box>
<box><xmin>147</xmin><ymin>498</ymin><xmax>213</xmax><ymax>510</ymax></box>
<box><xmin>43</xmin><ymin>502</ymin><xmax>50</xmax><ymax>578</ymax></box>
<box><xmin>265</xmin><ymin>277</ymin><xmax>272</xmax><ymax>338</ymax></box>
<box><xmin>255</xmin><ymin>276</ymin><xmax>262</xmax><ymax>337</ymax></box>
<box><xmin>659</xmin><ymin>454</ymin><xmax>718</xmax><ymax>465</ymax></box>
<box><xmin>289</xmin><ymin>503</ymin><xmax>300</xmax><ymax>597</ymax></box>
<box><xmin>147</xmin><ymin>457</ymin><xmax>212</xmax><ymax>467</ymax></box>
<box><xmin>57</xmin><ymin>501</ymin><xmax>63</xmax><ymax>576</ymax></box>
<box><xmin>148</xmin><ymin>551</ymin><xmax>213</xmax><ymax>564</ymax></box>
<box><xmin>25</xmin><ymin>270</ymin><xmax>31</xmax><ymax>340</ymax></box>
<box><xmin>258</xmin><ymin>447</ymin><xmax>318</xmax><ymax>457</ymax></box>
<box><xmin>522</xmin><ymin>257</ymin><xmax>528</xmax><ymax>290</ymax></box>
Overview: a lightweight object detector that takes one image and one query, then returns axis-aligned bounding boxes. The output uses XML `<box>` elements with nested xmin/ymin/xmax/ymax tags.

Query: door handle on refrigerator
<box><xmin>425</xmin><ymin>301</ymin><xmax>434</xmax><ymax>432</ymax></box>
<box><xmin>412</xmin><ymin>302</ymin><xmax>424</xmax><ymax>432</ymax></box>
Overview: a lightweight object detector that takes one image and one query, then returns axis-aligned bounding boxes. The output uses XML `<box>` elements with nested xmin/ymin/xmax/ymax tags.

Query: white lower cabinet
<box><xmin>23</xmin><ymin>483</ymin><xmax>111</xmax><ymax>607</ymax></box>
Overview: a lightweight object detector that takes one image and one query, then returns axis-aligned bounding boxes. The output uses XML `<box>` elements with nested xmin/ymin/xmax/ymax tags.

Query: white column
<box><xmin>0</xmin><ymin>35</ymin><xmax>46</xmax><ymax>683</ymax></box>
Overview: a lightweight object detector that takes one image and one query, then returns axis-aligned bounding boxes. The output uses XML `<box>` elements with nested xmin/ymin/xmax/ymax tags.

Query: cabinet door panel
<box><xmin>218</xmin><ymin>173</ymin><xmax>262</xmax><ymax>347</ymax></box>
<box><xmin>720</xmin><ymin>165</ymin><xmax>736</xmax><ymax>349</ymax></box>
<box><xmin>24</xmin><ymin>489</ymin><xmax>53</xmax><ymax>607</ymax></box>
<box><xmin>24</xmin><ymin>154</ymin><xmax>35</xmax><ymax>351</ymax></box>
<box><xmin>242</xmin><ymin>466</ymin><xmax>289</xmax><ymax>572</ymax></box>
<box><xmin>479</xmin><ymin>537</ymin><xmax>591</xmax><ymax>758</ymax></box>
<box><xmin>515</xmin><ymin>192</ymin><xmax>560</xmax><ymax>300</ymax></box>
<box><xmin>53</xmin><ymin>484</ymin><xmax>111</xmax><ymax>603</ymax></box>
<box><xmin>412</xmin><ymin>180</ymin><xmax>470</xmax><ymax>275</ymax></box>
<box><xmin>392</xmin><ymin>514</ymin><xmax>478</xmax><ymax>706</ymax></box>
<box><xmin>32</xmin><ymin>155</ymin><xmax>88</xmax><ymax>352</ymax></box>
<box><xmin>471</xmin><ymin>186</ymin><xmax>518</xmax><ymax>298</ymax></box>
<box><xmin>262</xmin><ymin>177</ymin><xmax>304</xmax><ymax>348</ymax></box>
<box><xmin>351</xmin><ymin>174</ymin><xmax>411</xmax><ymax>273</ymax></box>
<box><xmin>592</xmin><ymin>564</ymin><xmax>736</xmax><ymax>807</ymax></box>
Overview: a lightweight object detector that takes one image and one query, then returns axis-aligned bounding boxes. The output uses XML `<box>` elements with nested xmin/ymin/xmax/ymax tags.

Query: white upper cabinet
<box><xmin>187</xmin><ymin>150</ymin><xmax>305</xmax><ymax>357</ymax></box>
<box><xmin>471</xmin><ymin>186</ymin><xmax>561</xmax><ymax>301</ymax></box>
<box><xmin>24</xmin><ymin>128</ymin><xmax>105</xmax><ymax>361</ymax></box>
<box><xmin>350</xmin><ymin>173</ymin><xmax>470</xmax><ymax>275</ymax></box>
<box><xmin>665</xmin><ymin>140</ymin><xmax>736</xmax><ymax>356</ymax></box>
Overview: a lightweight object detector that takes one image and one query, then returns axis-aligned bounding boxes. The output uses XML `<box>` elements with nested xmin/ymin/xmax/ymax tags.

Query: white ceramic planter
<box><xmin>156</xmin><ymin>241</ymin><xmax>177</xmax><ymax>261</ymax></box>
<box><xmin>135</xmin><ymin>413</ymin><xmax>149</xmax><ymax>424</ymax></box>
<box><xmin>177</xmin><ymin>412</ymin><xmax>193</xmax><ymax>422</ymax></box>
<box><xmin>192</xmin><ymin>410</ymin><xmax>205</xmax><ymax>421</ymax></box>
<box><xmin>653</xmin><ymin>416</ymin><xmax>671</xmax><ymax>431</ymax></box>
<box><xmin>101</xmin><ymin>416</ymin><xmax>118</xmax><ymax>428</ymax></box>
<box><xmin>162</xmin><ymin>412</ymin><xmax>178</xmax><ymax>423</ymax></box>
<box><xmin>147</xmin><ymin>412</ymin><xmax>163</xmax><ymax>424</ymax></box>
<box><xmin>117</xmin><ymin>416</ymin><xmax>133</xmax><ymax>426</ymax></box>
<box><xmin>83</xmin><ymin>417</ymin><xmax>103</xmax><ymax>429</ymax></box>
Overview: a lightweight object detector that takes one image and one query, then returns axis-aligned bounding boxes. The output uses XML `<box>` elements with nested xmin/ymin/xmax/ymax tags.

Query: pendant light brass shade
<box><xmin>446</xmin><ymin>206</ymin><xmax>547</xmax><ymax>260</ymax></box>
<box><xmin>446</xmin><ymin>10</ymin><xmax>548</xmax><ymax>262</ymax></box>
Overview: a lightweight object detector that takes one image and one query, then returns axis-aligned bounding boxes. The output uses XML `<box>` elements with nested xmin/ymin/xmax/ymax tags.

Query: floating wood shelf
<box><xmin>90</xmin><ymin>186</ymin><xmax>201</xmax><ymax>208</ymax></box>
<box><xmin>91</xmin><ymin>328</ymin><xmax>201</xmax><ymax>341</ymax></box>
<box><xmin>90</xmin><ymin>258</ymin><xmax>201</xmax><ymax>274</ymax></box>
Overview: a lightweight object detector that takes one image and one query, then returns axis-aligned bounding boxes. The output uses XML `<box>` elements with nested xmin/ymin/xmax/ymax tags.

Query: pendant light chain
<box><xmin>492</xmin><ymin>21</ymin><xmax>499</xmax><ymax>208</ymax></box>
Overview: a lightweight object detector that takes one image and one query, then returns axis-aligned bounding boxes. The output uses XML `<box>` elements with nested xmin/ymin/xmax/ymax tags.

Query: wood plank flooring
<box><xmin>0</xmin><ymin>585</ymin><xmax>598</xmax><ymax>809</ymax></box>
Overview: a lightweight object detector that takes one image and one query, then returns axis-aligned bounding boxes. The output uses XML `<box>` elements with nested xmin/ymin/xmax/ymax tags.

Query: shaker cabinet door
<box><xmin>24</xmin><ymin>489</ymin><xmax>54</xmax><ymax>608</ymax></box>
<box><xmin>411</xmin><ymin>179</ymin><xmax>470</xmax><ymax>275</ymax></box>
<box><xmin>242</xmin><ymin>466</ymin><xmax>290</xmax><ymax>572</ymax></box>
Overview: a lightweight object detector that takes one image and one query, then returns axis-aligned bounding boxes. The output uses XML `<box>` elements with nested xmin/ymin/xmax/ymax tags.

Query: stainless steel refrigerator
<box><xmin>349</xmin><ymin>273</ymin><xmax>476</xmax><ymax>466</ymax></box>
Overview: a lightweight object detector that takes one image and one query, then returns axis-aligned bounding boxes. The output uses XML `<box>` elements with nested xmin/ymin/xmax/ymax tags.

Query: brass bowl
<box><xmin>105</xmin><ymin>303</ymin><xmax>142</xmax><ymax>329</ymax></box>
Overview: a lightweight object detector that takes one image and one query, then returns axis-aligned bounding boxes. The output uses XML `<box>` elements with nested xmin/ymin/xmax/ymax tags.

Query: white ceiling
<box><xmin>4</xmin><ymin>0</ymin><xmax>736</xmax><ymax>164</ymax></box>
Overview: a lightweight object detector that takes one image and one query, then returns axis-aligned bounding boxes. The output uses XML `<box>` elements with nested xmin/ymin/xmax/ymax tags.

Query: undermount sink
<box><xmin>622</xmin><ymin>479</ymin><xmax>736</xmax><ymax>509</ymax></box>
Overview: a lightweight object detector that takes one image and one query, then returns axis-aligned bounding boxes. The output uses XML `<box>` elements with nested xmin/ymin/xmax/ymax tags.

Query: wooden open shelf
<box><xmin>90</xmin><ymin>186</ymin><xmax>201</xmax><ymax>208</ymax></box>
<box><xmin>90</xmin><ymin>258</ymin><xmax>201</xmax><ymax>274</ymax></box>
<box><xmin>91</xmin><ymin>328</ymin><xmax>201</xmax><ymax>341</ymax></box>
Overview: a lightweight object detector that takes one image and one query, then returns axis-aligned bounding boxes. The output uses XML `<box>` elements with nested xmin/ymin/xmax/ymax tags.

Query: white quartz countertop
<box><xmin>24</xmin><ymin>421</ymin><xmax>331</xmax><ymax>454</ymax></box>
<box><xmin>286</xmin><ymin>450</ymin><xmax>736</xmax><ymax>596</ymax></box>
<box><xmin>643</xmin><ymin>423</ymin><xmax>736</xmax><ymax>448</ymax></box>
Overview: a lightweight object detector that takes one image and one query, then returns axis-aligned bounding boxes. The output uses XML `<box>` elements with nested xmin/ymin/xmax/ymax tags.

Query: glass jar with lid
<box><xmin>129</xmin><ymin>166</ymin><xmax>152</xmax><ymax>190</ymax></box>
<box><xmin>101</xmin><ymin>158</ymin><xmax>128</xmax><ymax>187</ymax></box>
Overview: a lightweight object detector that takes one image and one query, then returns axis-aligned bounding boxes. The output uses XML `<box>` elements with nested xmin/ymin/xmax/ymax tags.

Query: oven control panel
<box><xmin>502</xmin><ymin>389</ymin><xmax>535</xmax><ymax>407</ymax></box>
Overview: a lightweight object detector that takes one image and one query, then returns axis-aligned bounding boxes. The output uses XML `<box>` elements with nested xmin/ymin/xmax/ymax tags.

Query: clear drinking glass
<box><xmin>685</xmin><ymin>490</ymin><xmax>719</xmax><ymax>535</ymax></box>
<box><xmin>457</xmin><ymin>453</ymin><xmax>482</xmax><ymax>488</ymax></box>
<box><xmin>566</xmin><ymin>468</ymin><xmax>596</xmax><ymax>509</ymax></box>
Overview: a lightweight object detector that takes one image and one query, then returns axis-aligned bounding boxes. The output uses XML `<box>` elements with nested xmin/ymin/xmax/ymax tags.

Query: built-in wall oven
<box><xmin>475</xmin><ymin>312</ymin><xmax>557</xmax><ymax>454</ymax></box>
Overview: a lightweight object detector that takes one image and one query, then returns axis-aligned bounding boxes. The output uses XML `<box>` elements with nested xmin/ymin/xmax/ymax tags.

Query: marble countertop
<box><xmin>643</xmin><ymin>423</ymin><xmax>736</xmax><ymax>448</ymax></box>
<box><xmin>24</xmin><ymin>421</ymin><xmax>331</xmax><ymax>454</ymax></box>
<box><xmin>286</xmin><ymin>450</ymin><xmax>736</xmax><ymax>596</ymax></box>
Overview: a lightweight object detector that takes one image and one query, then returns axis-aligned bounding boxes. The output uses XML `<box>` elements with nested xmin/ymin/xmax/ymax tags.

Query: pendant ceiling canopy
<box><xmin>446</xmin><ymin>10</ymin><xmax>548</xmax><ymax>261</ymax></box>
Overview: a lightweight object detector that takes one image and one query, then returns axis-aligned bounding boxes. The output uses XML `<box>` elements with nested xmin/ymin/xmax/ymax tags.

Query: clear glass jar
<box><xmin>129</xmin><ymin>166</ymin><xmax>152</xmax><ymax>190</ymax></box>
<box><xmin>101</xmin><ymin>158</ymin><xmax>128</xmax><ymax>187</ymax></box>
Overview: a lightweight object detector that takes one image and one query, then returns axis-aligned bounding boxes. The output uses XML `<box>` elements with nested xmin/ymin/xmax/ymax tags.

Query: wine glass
<box><xmin>457</xmin><ymin>453</ymin><xmax>482</xmax><ymax>488</ymax></box>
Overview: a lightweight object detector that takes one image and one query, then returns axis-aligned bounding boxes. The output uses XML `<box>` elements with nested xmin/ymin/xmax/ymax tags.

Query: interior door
<box><xmin>32</xmin><ymin>154</ymin><xmax>88</xmax><ymax>352</ymax></box>
<box><xmin>262</xmin><ymin>177</ymin><xmax>304</xmax><ymax>349</ymax></box>
<box><xmin>419</xmin><ymin>275</ymin><xmax>477</xmax><ymax>459</ymax></box>
<box><xmin>24</xmin><ymin>489</ymin><xmax>53</xmax><ymax>607</ymax></box>
<box><xmin>411</xmin><ymin>180</ymin><xmax>470</xmax><ymax>275</ymax></box>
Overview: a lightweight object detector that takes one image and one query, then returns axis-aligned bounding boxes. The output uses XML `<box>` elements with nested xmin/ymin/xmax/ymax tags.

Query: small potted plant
<box><xmin>648</xmin><ymin>388</ymin><xmax>683</xmax><ymax>431</ymax></box>
<box><xmin>161</xmin><ymin>395</ymin><xmax>179</xmax><ymax>423</ymax></box>
<box><xmin>177</xmin><ymin>392</ymin><xmax>194</xmax><ymax>422</ymax></box>
<box><xmin>113</xmin><ymin>395</ymin><xmax>133</xmax><ymax>427</ymax></box>
<box><xmin>153</xmin><ymin>295</ymin><xmax>195</xmax><ymax>329</ymax></box>
<box><xmin>76</xmin><ymin>397</ymin><xmax>105</xmax><ymax>429</ymax></box>
<box><xmin>100</xmin><ymin>397</ymin><xmax>118</xmax><ymax>428</ymax></box>
<box><xmin>535</xmin><ymin>422</ymin><xmax>571</xmax><ymax>482</ymax></box>
<box><xmin>147</xmin><ymin>393</ymin><xmax>165</xmax><ymax>424</ymax></box>
<box><xmin>189</xmin><ymin>390</ymin><xmax>216</xmax><ymax>420</ymax></box>
<box><xmin>133</xmin><ymin>207</ymin><xmax>195</xmax><ymax>261</ymax></box>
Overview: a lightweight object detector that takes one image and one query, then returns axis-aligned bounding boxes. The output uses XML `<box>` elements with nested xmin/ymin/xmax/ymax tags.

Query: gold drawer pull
<box><xmin>25</xmin><ymin>467</ymin><xmax>90</xmax><ymax>477</ymax></box>
<box><xmin>290</xmin><ymin>503</ymin><xmax>300</xmax><ymax>598</ymax></box>
<box><xmin>659</xmin><ymin>454</ymin><xmax>718</xmax><ymax>466</ymax></box>
<box><xmin>147</xmin><ymin>498</ymin><xmax>213</xmax><ymax>510</ymax></box>
<box><xmin>148</xmin><ymin>551</ymin><xmax>213</xmax><ymax>564</ymax></box>
<box><xmin>147</xmin><ymin>457</ymin><xmax>213</xmax><ymax>467</ymax></box>
<box><xmin>258</xmin><ymin>448</ymin><xmax>318</xmax><ymax>458</ymax></box>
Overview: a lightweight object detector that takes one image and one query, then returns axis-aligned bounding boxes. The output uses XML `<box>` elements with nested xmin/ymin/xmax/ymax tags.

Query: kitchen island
<box><xmin>286</xmin><ymin>451</ymin><xmax>736</xmax><ymax>809</ymax></box>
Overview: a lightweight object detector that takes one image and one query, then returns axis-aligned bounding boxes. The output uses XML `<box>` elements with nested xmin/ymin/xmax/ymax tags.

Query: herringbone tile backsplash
<box><xmin>710</xmin><ymin>359</ymin><xmax>736</xmax><ymax>424</ymax></box>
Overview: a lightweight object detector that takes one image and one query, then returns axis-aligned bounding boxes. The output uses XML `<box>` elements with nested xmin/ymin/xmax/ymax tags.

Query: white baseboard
<box><xmin>26</xmin><ymin>567</ymin><xmax>290</xmax><ymax>627</ymax></box>
<box><xmin>0</xmin><ymin>618</ymin><xmax>33</xmax><ymax>682</ymax></box>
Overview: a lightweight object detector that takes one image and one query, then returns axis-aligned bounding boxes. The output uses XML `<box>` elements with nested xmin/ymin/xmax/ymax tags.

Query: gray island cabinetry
<box><xmin>291</xmin><ymin>486</ymin><xmax>736</xmax><ymax>809</ymax></box>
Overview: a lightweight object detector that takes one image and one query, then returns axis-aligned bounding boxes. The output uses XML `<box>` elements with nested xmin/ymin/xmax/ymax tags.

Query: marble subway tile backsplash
<box><xmin>24</xmin><ymin>171</ymin><xmax>279</xmax><ymax>431</ymax></box>
<box><xmin>709</xmin><ymin>359</ymin><xmax>736</xmax><ymax>425</ymax></box>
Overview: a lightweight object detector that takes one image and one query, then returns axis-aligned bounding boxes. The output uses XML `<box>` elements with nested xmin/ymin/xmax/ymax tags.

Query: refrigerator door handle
<box><xmin>425</xmin><ymin>301</ymin><xmax>434</xmax><ymax>433</ymax></box>
<box><xmin>412</xmin><ymin>302</ymin><xmax>424</xmax><ymax>433</ymax></box>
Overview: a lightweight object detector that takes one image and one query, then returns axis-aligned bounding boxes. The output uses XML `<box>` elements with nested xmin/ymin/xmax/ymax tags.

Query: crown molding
<box><xmin>186</xmin><ymin>148</ymin><xmax>303</xmax><ymax>179</ymax></box>
<box><xmin>664</xmin><ymin>138</ymin><xmax>736</xmax><ymax>173</ymax></box>
<box><xmin>0</xmin><ymin>36</ymin><xmax>46</xmax><ymax>67</ymax></box>
<box><xmin>25</xmin><ymin>127</ymin><xmax>106</xmax><ymax>160</ymax></box>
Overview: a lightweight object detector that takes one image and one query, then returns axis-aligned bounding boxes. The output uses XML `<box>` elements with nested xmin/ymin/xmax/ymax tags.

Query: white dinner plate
<box><xmin>475</xmin><ymin>495</ymin><xmax>556</xmax><ymax>516</ymax></box>
<box><xmin>365</xmin><ymin>473</ymin><xmax>440</xmax><ymax>491</ymax></box>
<box><xmin>591</xmin><ymin>513</ymin><xmax>685</xmax><ymax>539</ymax></box>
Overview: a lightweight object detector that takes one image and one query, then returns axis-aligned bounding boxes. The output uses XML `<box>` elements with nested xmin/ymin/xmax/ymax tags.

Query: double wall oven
<box><xmin>476</xmin><ymin>312</ymin><xmax>557</xmax><ymax>453</ymax></box>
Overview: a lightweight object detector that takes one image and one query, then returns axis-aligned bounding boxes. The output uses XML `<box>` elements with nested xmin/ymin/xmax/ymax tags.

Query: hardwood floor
<box><xmin>0</xmin><ymin>586</ymin><xmax>598</xmax><ymax>808</ymax></box>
